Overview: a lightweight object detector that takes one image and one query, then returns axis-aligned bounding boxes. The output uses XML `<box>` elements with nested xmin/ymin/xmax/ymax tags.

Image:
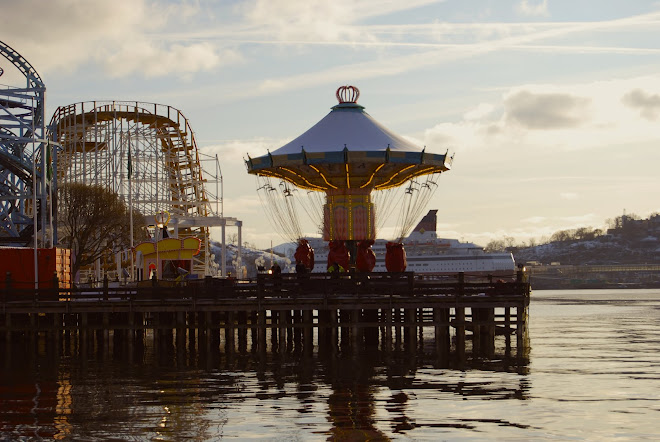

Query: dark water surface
<box><xmin>1</xmin><ymin>289</ymin><xmax>659</xmax><ymax>440</ymax></box>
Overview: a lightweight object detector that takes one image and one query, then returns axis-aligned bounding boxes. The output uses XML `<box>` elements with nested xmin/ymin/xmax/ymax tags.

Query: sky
<box><xmin>2</xmin><ymin>0</ymin><xmax>660</xmax><ymax>249</ymax></box>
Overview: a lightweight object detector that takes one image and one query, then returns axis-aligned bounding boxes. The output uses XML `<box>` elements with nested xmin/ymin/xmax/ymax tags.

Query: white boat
<box><xmin>299</xmin><ymin>210</ymin><xmax>516</xmax><ymax>276</ymax></box>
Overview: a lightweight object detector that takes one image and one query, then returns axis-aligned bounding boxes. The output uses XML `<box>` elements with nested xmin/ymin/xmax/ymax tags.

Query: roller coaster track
<box><xmin>0</xmin><ymin>41</ymin><xmax>44</xmax><ymax>89</ymax></box>
<box><xmin>51</xmin><ymin>101</ymin><xmax>214</xmax><ymax>275</ymax></box>
<box><xmin>0</xmin><ymin>40</ymin><xmax>51</xmax><ymax>244</ymax></box>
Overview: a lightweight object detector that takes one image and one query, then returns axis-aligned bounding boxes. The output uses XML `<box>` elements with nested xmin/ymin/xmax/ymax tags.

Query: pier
<box><xmin>1</xmin><ymin>272</ymin><xmax>530</xmax><ymax>360</ymax></box>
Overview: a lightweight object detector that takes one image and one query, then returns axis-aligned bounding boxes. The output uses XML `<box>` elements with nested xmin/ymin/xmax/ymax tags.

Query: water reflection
<box><xmin>1</xmin><ymin>325</ymin><xmax>529</xmax><ymax>440</ymax></box>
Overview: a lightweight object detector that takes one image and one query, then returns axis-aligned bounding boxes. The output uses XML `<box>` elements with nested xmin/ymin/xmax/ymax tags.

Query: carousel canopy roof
<box><xmin>274</xmin><ymin>102</ymin><xmax>422</xmax><ymax>154</ymax></box>
<box><xmin>246</xmin><ymin>86</ymin><xmax>452</xmax><ymax>191</ymax></box>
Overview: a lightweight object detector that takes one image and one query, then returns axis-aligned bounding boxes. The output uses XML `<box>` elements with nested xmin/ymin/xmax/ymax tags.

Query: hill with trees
<box><xmin>487</xmin><ymin>212</ymin><xmax>660</xmax><ymax>266</ymax></box>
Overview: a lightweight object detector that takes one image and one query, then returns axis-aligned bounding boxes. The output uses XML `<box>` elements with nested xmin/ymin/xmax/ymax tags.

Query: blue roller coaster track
<box><xmin>0</xmin><ymin>40</ymin><xmax>54</xmax><ymax>246</ymax></box>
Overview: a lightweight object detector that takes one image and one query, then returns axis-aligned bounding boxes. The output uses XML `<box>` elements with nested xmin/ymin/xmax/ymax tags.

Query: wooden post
<box><xmin>292</xmin><ymin>310</ymin><xmax>301</xmax><ymax>349</ymax></box>
<box><xmin>303</xmin><ymin>309</ymin><xmax>313</xmax><ymax>356</ymax></box>
<box><xmin>237</xmin><ymin>311</ymin><xmax>247</xmax><ymax>353</ymax></box>
<box><xmin>225</xmin><ymin>311</ymin><xmax>234</xmax><ymax>354</ymax></box>
<box><xmin>81</xmin><ymin>312</ymin><xmax>89</xmax><ymax>356</ymax></box>
<box><xmin>205</xmin><ymin>311</ymin><xmax>212</xmax><ymax>355</ymax></box>
<box><xmin>418</xmin><ymin>307</ymin><xmax>425</xmax><ymax>346</ymax></box>
<box><xmin>455</xmin><ymin>306</ymin><xmax>465</xmax><ymax>360</ymax></box>
<box><xmin>317</xmin><ymin>309</ymin><xmax>329</xmax><ymax>346</ymax></box>
<box><xmin>103</xmin><ymin>274</ymin><xmax>109</xmax><ymax>301</ymax></box>
<box><xmin>434</xmin><ymin>307</ymin><xmax>449</xmax><ymax>358</ymax></box>
<box><xmin>516</xmin><ymin>303</ymin><xmax>523</xmax><ymax>352</ymax></box>
<box><xmin>383</xmin><ymin>308</ymin><xmax>392</xmax><ymax>352</ymax></box>
<box><xmin>504</xmin><ymin>307</ymin><xmax>511</xmax><ymax>353</ymax></box>
<box><xmin>363</xmin><ymin>309</ymin><xmax>378</xmax><ymax>346</ymax></box>
<box><xmin>103</xmin><ymin>312</ymin><xmax>110</xmax><ymax>350</ymax></box>
<box><xmin>135</xmin><ymin>313</ymin><xmax>144</xmax><ymax>342</ymax></box>
<box><xmin>250</xmin><ymin>311</ymin><xmax>258</xmax><ymax>352</ymax></box>
<box><xmin>394</xmin><ymin>308</ymin><xmax>402</xmax><ymax>350</ymax></box>
<box><xmin>176</xmin><ymin>312</ymin><xmax>186</xmax><ymax>362</ymax></box>
<box><xmin>456</xmin><ymin>273</ymin><xmax>466</xmax><ymax>360</ymax></box>
<box><xmin>4</xmin><ymin>313</ymin><xmax>11</xmax><ymax>345</ymax></box>
<box><xmin>404</xmin><ymin>308</ymin><xmax>416</xmax><ymax>352</ymax></box>
<box><xmin>484</xmin><ymin>307</ymin><xmax>495</xmax><ymax>358</ymax></box>
<box><xmin>516</xmin><ymin>302</ymin><xmax>528</xmax><ymax>356</ymax></box>
<box><xmin>258</xmin><ymin>309</ymin><xmax>267</xmax><ymax>353</ymax></box>
<box><xmin>188</xmin><ymin>313</ymin><xmax>196</xmax><ymax>357</ymax></box>
<box><xmin>270</xmin><ymin>310</ymin><xmax>278</xmax><ymax>350</ymax></box>
<box><xmin>339</xmin><ymin>309</ymin><xmax>349</xmax><ymax>349</ymax></box>
<box><xmin>329</xmin><ymin>309</ymin><xmax>339</xmax><ymax>353</ymax></box>
<box><xmin>279</xmin><ymin>310</ymin><xmax>287</xmax><ymax>353</ymax></box>
<box><xmin>472</xmin><ymin>307</ymin><xmax>481</xmax><ymax>354</ymax></box>
<box><xmin>351</xmin><ymin>309</ymin><xmax>360</xmax><ymax>350</ymax></box>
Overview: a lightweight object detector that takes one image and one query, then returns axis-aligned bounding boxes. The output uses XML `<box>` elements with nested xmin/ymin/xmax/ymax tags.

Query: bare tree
<box><xmin>484</xmin><ymin>239</ymin><xmax>506</xmax><ymax>253</ymax></box>
<box><xmin>58</xmin><ymin>183</ymin><xmax>146</xmax><ymax>277</ymax></box>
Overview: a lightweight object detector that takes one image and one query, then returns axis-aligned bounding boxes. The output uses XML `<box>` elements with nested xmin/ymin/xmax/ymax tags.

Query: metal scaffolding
<box><xmin>0</xmin><ymin>40</ymin><xmax>54</xmax><ymax>246</ymax></box>
<box><xmin>50</xmin><ymin>101</ymin><xmax>241</xmax><ymax>277</ymax></box>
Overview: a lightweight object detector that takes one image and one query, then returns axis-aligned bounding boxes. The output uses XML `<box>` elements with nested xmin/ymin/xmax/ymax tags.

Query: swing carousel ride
<box><xmin>246</xmin><ymin>86</ymin><xmax>453</xmax><ymax>272</ymax></box>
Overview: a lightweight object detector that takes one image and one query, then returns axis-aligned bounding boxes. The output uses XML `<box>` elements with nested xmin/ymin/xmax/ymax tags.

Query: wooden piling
<box><xmin>0</xmin><ymin>271</ymin><xmax>530</xmax><ymax>362</ymax></box>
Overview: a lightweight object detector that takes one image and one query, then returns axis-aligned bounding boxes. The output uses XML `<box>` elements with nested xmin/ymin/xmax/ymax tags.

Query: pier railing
<box><xmin>1</xmin><ymin>272</ymin><xmax>530</xmax><ymax>306</ymax></box>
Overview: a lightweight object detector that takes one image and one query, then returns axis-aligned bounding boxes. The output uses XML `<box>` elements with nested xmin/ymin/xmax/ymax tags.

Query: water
<box><xmin>1</xmin><ymin>289</ymin><xmax>659</xmax><ymax>440</ymax></box>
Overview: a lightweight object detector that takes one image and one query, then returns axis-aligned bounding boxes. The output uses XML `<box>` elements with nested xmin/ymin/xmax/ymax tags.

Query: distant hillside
<box><xmin>512</xmin><ymin>213</ymin><xmax>660</xmax><ymax>266</ymax></box>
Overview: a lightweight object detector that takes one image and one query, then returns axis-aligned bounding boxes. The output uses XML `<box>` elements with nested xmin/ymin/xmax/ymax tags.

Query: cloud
<box><xmin>236</xmin><ymin>0</ymin><xmax>441</xmax><ymax>42</ymax></box>
<box><xmin>560</xmin><ymin>192</ymin><xmax>579</xmax><ymax>200</ymax></box>
<box><xmin>522</xmin><ymin>216</ymin><xmax>547</xmax><ymax>224</ymax></box>
<box><xmin>558</xmin><ymin>213</ymin><xmax>598</xmax><ymax>225</ymax></box>
<box><xmin>0</xmin><ymin>0</ymin><xmax>228</xmax><ymax>78</ymax></box>
<box><xmin>622</xmin><ymin>89</ymin><xmax>660</xmax><ymax>120</ymax></box>
<box><xmin>5</xmin><ymin>0</ymin><xmax>660</xmax><ymax>85</ymax></box>
<box><xmin>223</xmin><ymin>194</ymin><xmax>263</xmax><ymax>214</ymax></box>
<box><xmin>424</xmin><ymin>75</ymin><xmax>660</xmax><ymax>155</ymax></box>
<box><xmin>463</xmin><ymin>103</ymin><xmax>495</xmax><ymax>121</ymax></box>
<box><xmin>199</xmin><ymin>137</ymin><xmax>290</xmax><ymax>162</ymax></box>
<box><xmin>207</xmin><ymin>8</ymin><xmax>660</xmax><ymax>104</ymax></box>
<box><xmin>103</xmin><ymin>42</ymin><xmax>232</xmax><ymax>78</ymax></box>
<box><xmin>504</xmin><ymin>90</ymin><xmax>591</xmax><ymax>129</ymax></box>
<box><xmin>516</xmin><ymin>0</ymin><xmax>549</xmax><ymax>17</ymax></box>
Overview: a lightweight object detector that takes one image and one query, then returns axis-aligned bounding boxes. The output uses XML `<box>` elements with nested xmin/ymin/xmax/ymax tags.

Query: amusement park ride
<box><xmin>3</xmin><ymin>36</ymin><xmax>453</xmax><ymax>284</ymax></box>
<box><xmin>247</xmin><ymin>85</ymin><xmax>453</xmax><ymax>272</ymax></box>
<box><xmin>0</xmin><ymin>40</ymin><xmax>52</xmax><ymax>247</ymax></box>
<box><xmin>50</xmin><ymin>100</ymin><xmax>241</xmax><ymax>279</ymax></box>
<box><xmin>1</xmin><ymin>40</ymin><xmax>241</xmax><ymax>284</ymax></box>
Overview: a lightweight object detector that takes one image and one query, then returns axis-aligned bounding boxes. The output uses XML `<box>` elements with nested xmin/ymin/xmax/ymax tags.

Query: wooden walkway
<box><xmin>1</xmin><ymin>272</ymin><xmax>531</xmax><ymax>357</ymax></box>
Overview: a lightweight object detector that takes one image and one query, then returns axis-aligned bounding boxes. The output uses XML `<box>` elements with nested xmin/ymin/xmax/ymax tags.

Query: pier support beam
<box><xmin>303</xmin><ymin>309</ymin><xmax>313</xmax><ymax>355</ymax></box>
<box><xmin>455</xmin><ymin>306</ymin><xmax>465</xmax><ymax>361</ymax></box>
<box><xmin>434</xmin><ymin>307</ymin><xmax>449</xmax><ymax>359</ymax></box>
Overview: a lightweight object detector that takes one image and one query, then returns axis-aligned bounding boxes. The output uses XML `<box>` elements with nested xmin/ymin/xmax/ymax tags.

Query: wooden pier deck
<box><xmin>1</xmin><ymin>272</ymin><xmax>531</xmax><ymax>357</ymax></box>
